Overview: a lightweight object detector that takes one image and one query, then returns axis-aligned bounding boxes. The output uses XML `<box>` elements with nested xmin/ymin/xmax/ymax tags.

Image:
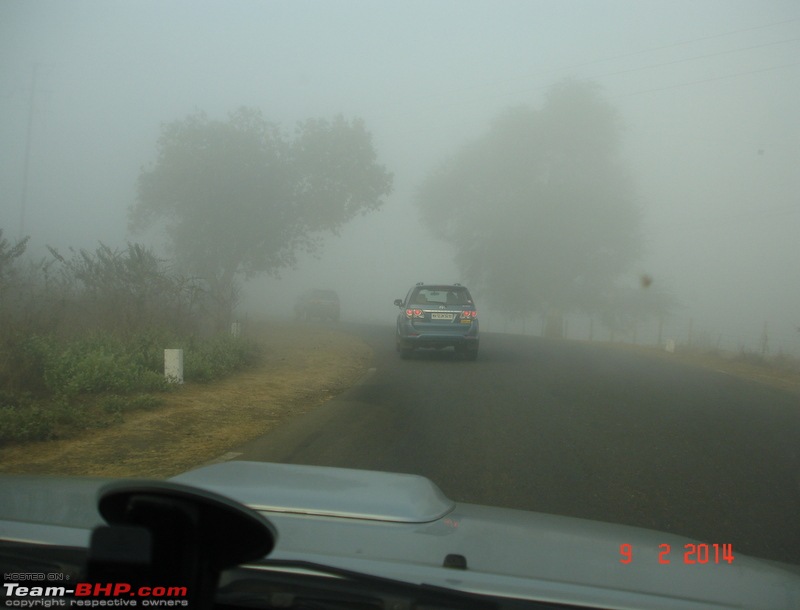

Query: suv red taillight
<box><xmin>460</xmin><ymin>310</ymin><xmax>477</xmax><ymax>319</ymax></box>
<box><xmin>405</xmin><ymin>309</ymin><xmax>424</xmax><ymax>318</ymax></box>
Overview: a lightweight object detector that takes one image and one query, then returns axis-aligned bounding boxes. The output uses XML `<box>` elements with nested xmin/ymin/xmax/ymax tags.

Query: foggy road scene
<box><xmin>2</xmin><ymin>2</ymin><xmax>800</xmax><ymax>607</ymax></box>
<box><xmin>3</xmin><ymin>1</ymin><xmax>799</xmax><ymax>356</ymax></box>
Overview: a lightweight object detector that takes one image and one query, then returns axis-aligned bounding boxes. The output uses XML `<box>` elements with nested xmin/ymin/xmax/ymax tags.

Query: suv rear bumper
<box><xmin>400</xmin><ymin>334</ymin><xmax>478</xmax><ymax>347</ymax></box>
<box><xmin>397</xmin><ymin>322</ymin><xmax>479</xmax><ymax>350</ymax></box>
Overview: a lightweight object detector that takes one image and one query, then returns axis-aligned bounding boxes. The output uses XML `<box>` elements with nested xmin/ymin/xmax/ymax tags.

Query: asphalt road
<box><xmin>234</xmin><ymin>323</ymin><xmax>800</xmax><ymax>565</ymax></box>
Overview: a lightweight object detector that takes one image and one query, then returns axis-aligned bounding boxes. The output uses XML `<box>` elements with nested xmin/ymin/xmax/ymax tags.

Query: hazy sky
<box><xmin>2</xmin><ymin>1</ymin><xmax>798</xmax><ymax>352</ymax></box>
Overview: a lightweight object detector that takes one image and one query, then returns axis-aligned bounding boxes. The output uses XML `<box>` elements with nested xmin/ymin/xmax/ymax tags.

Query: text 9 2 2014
<box><xmin>619</xmin><ymin>543</ymin><xmax>734</xmax><ymax>565</ymax></box>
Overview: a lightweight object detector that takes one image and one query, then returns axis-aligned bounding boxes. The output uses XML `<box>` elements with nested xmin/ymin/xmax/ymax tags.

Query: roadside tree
<box><xmin>417</xmin><ymin>81</ymin><xmax>643</xmax><ymax>327</ymax></box>
<box><xmin>131</xmin><ymin>107</ymin><xmax>393</xmax><ymax>328</ymax></box>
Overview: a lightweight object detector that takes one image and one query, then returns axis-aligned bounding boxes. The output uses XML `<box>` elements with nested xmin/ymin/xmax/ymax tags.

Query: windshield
<box><xmin>1</xmin><ymin>1</ymin><xmax>799</xmax><ymax>607</ymax></box>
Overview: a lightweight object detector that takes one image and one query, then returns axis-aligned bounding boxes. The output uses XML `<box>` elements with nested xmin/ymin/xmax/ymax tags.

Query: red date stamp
<box><xmin>620</xmin><ymin>543</ymin><xmax>734</xmax><ymax>564</ymax></box>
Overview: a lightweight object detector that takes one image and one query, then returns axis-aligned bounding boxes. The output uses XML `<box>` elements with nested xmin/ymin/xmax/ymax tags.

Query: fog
<box><xmin>2</xmin><ymin>1</ymin><xmax>799</xmax><ymax>354</ymax></box>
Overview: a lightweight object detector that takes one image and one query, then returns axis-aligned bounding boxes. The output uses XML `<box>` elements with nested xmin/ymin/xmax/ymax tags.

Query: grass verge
<box><xmin>0</xmin><ymin>320</ymin><xmax>372</xmax><ymax>478</ymax></box>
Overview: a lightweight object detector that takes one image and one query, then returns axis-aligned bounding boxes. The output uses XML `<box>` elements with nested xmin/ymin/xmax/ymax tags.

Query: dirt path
<box><xmin>0</xmin><ymin>320</ymin><xmax>372</xmax><ymax>478</ymax></box>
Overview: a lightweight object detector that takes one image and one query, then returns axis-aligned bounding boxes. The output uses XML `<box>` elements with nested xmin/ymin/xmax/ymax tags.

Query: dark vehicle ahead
<box><xmin>294</xmin><ymin>289</ymin><xmax>340</xmax><ymax>322</ymax></box>
<box><xmin>394</xmin><ymin>282</ymin><xmax>479</xmax><ymax>360</ymax></box>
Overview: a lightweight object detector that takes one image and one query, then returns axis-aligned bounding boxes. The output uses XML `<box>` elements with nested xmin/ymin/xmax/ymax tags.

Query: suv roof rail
<box><xmin>416</xmin><ymin>282</ymin><xmax>424</xmax><ymax>285</ymax></box>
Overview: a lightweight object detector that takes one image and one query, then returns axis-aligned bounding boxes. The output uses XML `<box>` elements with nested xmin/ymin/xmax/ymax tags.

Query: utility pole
<box><xmin>19</xmin><ymin>64</ymin><xmax>38</xmax><ymax>239</ymax></box>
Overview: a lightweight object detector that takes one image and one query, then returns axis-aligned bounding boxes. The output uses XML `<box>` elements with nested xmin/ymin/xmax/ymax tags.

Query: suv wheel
<box><xmin>397</xmin><ymin>336</ymin><xmax>413</xmax><ymax>359</ymax></box>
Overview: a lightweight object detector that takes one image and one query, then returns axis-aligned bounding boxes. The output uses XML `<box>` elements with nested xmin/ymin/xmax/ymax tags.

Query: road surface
<box><xmin>233</xmin><ymin>324</ymin><xmax>800</xmax><ymax>565</ymax></box>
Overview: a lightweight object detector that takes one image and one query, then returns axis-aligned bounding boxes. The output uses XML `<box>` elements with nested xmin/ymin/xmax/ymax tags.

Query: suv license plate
<box><xmin>431</xmin><ymin>313</ymin><xmax>454</xmax><ymax>320</ymax></box>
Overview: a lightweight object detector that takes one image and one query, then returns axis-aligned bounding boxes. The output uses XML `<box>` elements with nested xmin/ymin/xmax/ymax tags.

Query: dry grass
<box><xmin>0</xmin><ymin>320</ymin><xmax>372</xmax><ymax>478</ymax></box>
<box><xmin>589</xmin><ymin>340</ymin><xmax>800</xmax><ymax>397</ymax></box>
<box><xmin>668</xmin><ymin>347</ymin><xmax>800</xmax><ymax>396</ymax></box>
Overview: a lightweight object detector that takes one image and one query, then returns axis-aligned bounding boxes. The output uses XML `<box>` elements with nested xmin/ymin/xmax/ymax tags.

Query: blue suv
<box><xmin>394</xmin><ymin>283</ymin><xmax>479</xmax><ymax>360</ymax></box>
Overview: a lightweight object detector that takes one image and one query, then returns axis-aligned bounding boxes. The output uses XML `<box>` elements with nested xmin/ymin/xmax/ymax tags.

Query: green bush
<box><xmin>0</xmin><ymin>394</ymin><xmax>86</xmax><ymax>443</ymax></box>
<box><xmin>1</xmin><ymin>335</ymin><xmax>52</xmax><ymax>395</ymax></box>
<box><xmin>28</xmin><ymin>334</ymin><xmax>169</xmax><ymax>397</ymax></box>
<box><xmin>0</xmin><ymin>234</ymin><xmax>264</xmax><ymax>445</ymax></box>
<box><xmin>184</xmin><ymin>335</ymin><xmax>261</xmax><ymax>382</ymax></box>
<box><xmin>0</xmin><ymin>404</ymin><xmax>56</xmax><ymax>443</ymax></box>
<box><xmin>11</xmin><ymin>332</ymin><xmax>259</xmax><ymax>395</ymax></box>
<box><xmin>0</xmin><ymin>331</ymin><xmax>259</xmax><ymax>444</ymax></box>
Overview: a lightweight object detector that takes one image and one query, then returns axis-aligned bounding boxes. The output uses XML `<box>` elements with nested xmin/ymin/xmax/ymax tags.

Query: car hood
<box><xmin>1</xmin><ymin>461</ymin><xmax>799</xmax><ymax>610</ymax></box>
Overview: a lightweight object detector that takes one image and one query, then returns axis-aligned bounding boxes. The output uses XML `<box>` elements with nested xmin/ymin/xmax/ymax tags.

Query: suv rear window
<box><xmin>410</xmin><ymin>287</ymin><xmax>473</xmax><ymax>307</ymax></box>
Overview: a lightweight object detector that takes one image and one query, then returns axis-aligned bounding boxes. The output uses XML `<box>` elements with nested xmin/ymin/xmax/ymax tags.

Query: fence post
<box><xmin>164</xmin><ymin>349</ymin><xmax>184</xmax><ymax>384</ymax></box>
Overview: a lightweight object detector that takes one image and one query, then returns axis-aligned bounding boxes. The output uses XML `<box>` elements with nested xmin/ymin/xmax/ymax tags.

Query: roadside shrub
<box><xmin>184</xmin><ymin>335</ymin><xmax>261</xmax><ymax>382</ymax></box>
<box><xmin>37</xmin><ymin>335</ymin><xmax>170</xmax><ymax>396</ymax></box>
<box><xmin>127</xmin><ymin>331</ymin><xmax>176</xmax><ymax>372</ymax></box>
<box><xmin>52</xmin><ymin>243</ymin><xmax>205</xmax><ymax>338</ymax></box>
<box><xmin>0</xmin><ymin>232</ymin><xmax>265</xmax><ymax>445</ymax></box>
<box><xmin>102</xmin><ymin>394</ymin><xmax>163</xmax><ymax>415</ymax></box>
<box><xmin>9</xmin><ymin>332</ymin><xmax>259</xmax><ymax>397</ymax></box>
<box><xmin>0</xmin><ymin>404</ymin><xmax>57</xmax><ymax>442</ymax></box>
<box><xmin>1</xmin><ymin>335</ymin><xmax>46</xmax><ymax>395</ymax></box>
<box><xmin>1</xmin><ymin>323</ymin><xmax>260</xmax><ymax>444</ymax></box>
<box><xmin>0</xmin><ymin>393</ymin><xmax>84</xmax><ymax>443</ymax></box>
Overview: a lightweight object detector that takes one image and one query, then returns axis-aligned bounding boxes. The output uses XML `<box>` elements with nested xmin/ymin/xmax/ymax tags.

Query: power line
<box><xmin>388</xmin><ymin>23</ymin><xmax>800</xmax><ymax>121</ymax></box>
<box><xmin>545</xmin><ymin>16</ymin><xmax>800</xmax><ymax>75</ymax></box>
<box><xmin>591</xmin><ymin>37</ymin><xmax>800</xmax><ymax>82</ymax></box>
<box><xmin>615</xmin><ymin>60</ymin><xmax>800</xmax><ymax>98</ymax></box>
<box><xmin>399</xmin><ymin>58</ymin><xmax>800</xmax><ymax>121</ymax></box>
<box><xmin>428</xmin><ymin>16</ymin><xmax>800</xmax><ymax>102</ymax></box>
